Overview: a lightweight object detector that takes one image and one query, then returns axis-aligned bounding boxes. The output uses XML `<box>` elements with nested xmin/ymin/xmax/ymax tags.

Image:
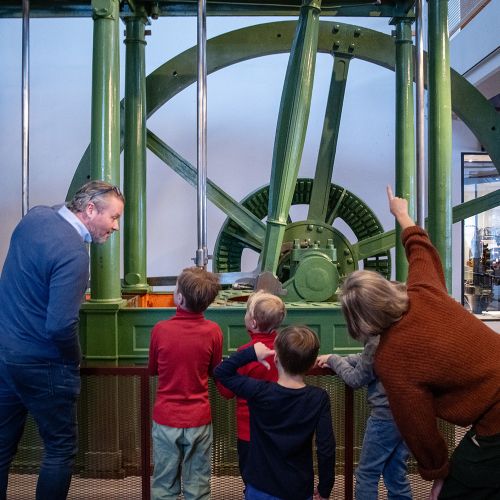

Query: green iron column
<box><xmin>260</xmin><ymin>0</ymin><xmax>322</xmax><ymax>273</ymax></box>
<box><xmin>89</xmin><ymin>0</ymin><xmax>121</xmax><ymax>302</ymax></box>
<box><xmin>427</xmin><ymin>0</ymin><xmax>453</xmax><ymax>290</ymax></box>
<box><xmin>123</xmin><ymin>12</ymin><xmax>150</xmax><ymax>293</ymax></box>
<box><xmin>81</xmin><ymin>0</ymin><xmax>122</xmax><ymax>472</ymax></box>
<box><xmin>394</xmin><ymin>18</ymin><xmax>415</xmax><ymax>281</ymax></box>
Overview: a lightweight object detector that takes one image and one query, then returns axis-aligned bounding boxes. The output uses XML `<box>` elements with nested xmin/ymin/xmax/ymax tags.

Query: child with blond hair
<box><xmin>217</xmin><ymin>290</ymin><xmax>286</xmax><ymax>476</ymax></box>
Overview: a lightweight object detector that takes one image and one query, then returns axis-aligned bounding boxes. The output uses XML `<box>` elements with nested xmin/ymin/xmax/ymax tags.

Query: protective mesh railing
<box><xmin>7</xmin><ymin>367</ymin><xmax>461</xmax><ymax>499</ymax></box>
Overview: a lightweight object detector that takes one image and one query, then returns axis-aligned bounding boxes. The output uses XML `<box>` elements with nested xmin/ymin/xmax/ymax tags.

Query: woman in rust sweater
<box><xmin>339</xmin><ymin>186</ymin><xmax>500</xmax><ymax>500</ymax></box>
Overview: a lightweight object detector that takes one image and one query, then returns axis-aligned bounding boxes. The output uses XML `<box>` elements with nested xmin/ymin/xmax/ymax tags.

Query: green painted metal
<box><xmin>452</xmin><ymin>190</ymin><xmax>500</xmax><ymax>223</ymax></box>
<box><xmin>0</xmin><ymin>1</ymin><xmax>415</xmax><ymax>19</ymax></box>
<box><xmin>71</xmin><ymin>21</ymin><xmax>500</xmax><ymax>217</ymax></box>
<box><xmin>69</xmin><ymin>21</ymin><xmax>500</xmax><ymax>301</ymax></box>
<box><xmin>101</xmin><ymin>298</ymin><xmax>354</xmax><ymax>360</ymax></box>
<box><xmin>394</xmin><ymin>18</ymin><xmax>415</xmax><ymax>281</ymax></box>
<box><xmin>260</xmin><ymin>1</ymin><xmax>322</xmax><ymax>274</ymax></box>
<box><xmin>123</xmin><ymin>13</ymin><xmax>150</xmax><ymax>292</ymax></box>
<box><xmin>80</xmin><ymin>302</ymin><xmax>122</xmax><ymax>358</ymax></box>
<box><xmin>351</xmin><ymin>229</ymin><xmax>396</xmax><ymax>262</ymax></box>
<box><xmin>281</xmin><ymin>231</ymin><xmax>339</xmax><ymax>302</ymax></box>
<box><xmin>427</xmin><ymin>0</ymin><xmax>453</xmax><ymax>291</ymax></box>
<box><xmin>214</xmin><ymin>180</ymin><xmax>391</xmax><ymax>281</ymax></box>
<box><xmin>355</xmin><ymin>191</ymin><xmax>500</xmax><ymax>261</ymax></box>
<box><xmin>88</xmin><ymin>0</ymin><xmax>122</xmax><ymax>303</ymax></box>
<box><xmin>146</xmin><ymin>130</ymin><xmax>265</xmax><ymax>248</ymax></box>
<box><xmin>308</xmin><ymin>54</ymin><xmax>351</xmax><ymax>221</ymax></box>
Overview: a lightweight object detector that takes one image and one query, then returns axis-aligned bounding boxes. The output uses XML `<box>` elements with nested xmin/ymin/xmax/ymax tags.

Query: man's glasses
<box><xmin>90</xmin><ymin>186</ymin><xmax>123</xmax><ymax>200</ymax></box>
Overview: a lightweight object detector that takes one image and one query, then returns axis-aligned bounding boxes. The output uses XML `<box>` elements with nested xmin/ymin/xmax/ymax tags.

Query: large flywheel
<box><xmin>69</xmin><ymin>20</ymin><xmax>500</xmax><ymax>302</ymax></box>
<box><xmin>214</xmin><ymin>179</ymin><xmax>390</xmax><ymax>301</ymax></box>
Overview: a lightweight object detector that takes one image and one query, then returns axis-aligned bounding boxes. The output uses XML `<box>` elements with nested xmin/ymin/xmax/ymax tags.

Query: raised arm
<box><xmin>387</xmin><ymin>185</ymin><xmax>415</xmax><ymax>230</ymax></box>
<box><xmin>387</xmin><ymin>185</ymin><xmax>446</xmax><ymax>290</ymax></box>
<box><xmin>214</xmin><ymin>343</ymin><xmax>274</xmax><ymax>400</ymax></box>
<box><xmin>321</xmin><ymin>337</ymin><xmax>378</xmax><ymax>389</ymax></box>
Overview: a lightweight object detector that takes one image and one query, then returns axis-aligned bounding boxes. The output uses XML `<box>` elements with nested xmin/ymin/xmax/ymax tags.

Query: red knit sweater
<box><xmin>375</xmin><ymin>226</ymin><xmax>500</xmax><ymax>481</ymax></box>
<box><xmin>217</xmin><ymin>331</ymin><xmax>278</xmax><ymax>441</ymax></box>
<box><xmin>149</xmin><ymin>307</ymin><xmax>223</xmax><ymax>428</ymax></box>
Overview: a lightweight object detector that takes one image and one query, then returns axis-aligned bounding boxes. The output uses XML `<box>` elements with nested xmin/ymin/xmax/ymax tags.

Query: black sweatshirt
<box><xmin>215</xmin><ymin>346</ymin><xmax>335</xmax><ymax>500</ymax></box>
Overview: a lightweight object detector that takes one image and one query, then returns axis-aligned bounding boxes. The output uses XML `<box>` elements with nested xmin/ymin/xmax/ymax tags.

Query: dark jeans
<box><xmin>237</xmin><ymin>438</ymin><xmax>250</xmax><ymax>478</ymax></box>
<box><xmin>440</xmin><ymin>428</ymin><xmax>500</xmax><ymax>500</ymax></box>
<box><xmin>0</xmin><ymin>351</ymin><xmax>80</xmax><ymax>500</ymax></box>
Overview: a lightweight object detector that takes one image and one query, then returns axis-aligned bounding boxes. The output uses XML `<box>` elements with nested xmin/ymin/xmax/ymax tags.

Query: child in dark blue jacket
<box><xmin>215</xmin><ymin>325</ymin><xmax>335</xmax><ymax>500</ymax></box>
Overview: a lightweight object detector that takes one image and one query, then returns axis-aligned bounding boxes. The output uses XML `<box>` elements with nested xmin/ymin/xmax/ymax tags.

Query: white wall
<box><xmin>0</xmin><ymin>12</ymin><xmax>494</xmax><ymax>299</ymax></box>
<box><xmin>450</xmin><ymin>0</ymin><xmax>500</xmax><ymax>99</ymax></box>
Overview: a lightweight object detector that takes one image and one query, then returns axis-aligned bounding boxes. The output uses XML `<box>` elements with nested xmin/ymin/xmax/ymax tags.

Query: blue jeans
<box><xmin>0</xmin><ymin>351</ymin><xmax>80</xmax><ymax>500</ymax></box>
<box><xmin>151</xmin><ymin>421</ymin><xmax>212</xmax><ymax>500</ymax></box>
<box><xmin>355</xmin><ymin>416</ymin><xmax>412</xmax><ymax>500</ymax></box>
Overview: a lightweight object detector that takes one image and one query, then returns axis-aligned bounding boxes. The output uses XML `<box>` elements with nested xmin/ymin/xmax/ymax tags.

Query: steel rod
<box><xmin>415</xmin><ymin>0</ymin><xmax>425</xmax><ymax>228</ymax></box>
<box><xmin>21</xmin><ymin>0</ymin><xmax>30</xmax><ymax>216</ymax></box>
<box><xmin>196</xmin><ymin>0</ymin><xmax>208</xmax><ymax>268</ymax></box>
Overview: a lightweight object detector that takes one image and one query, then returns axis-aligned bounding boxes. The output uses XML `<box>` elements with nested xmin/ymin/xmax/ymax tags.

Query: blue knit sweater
<box><xmin>0</xmin><ymin>205</ymin><xmax>89</xmax><ymax>364</ymax></box>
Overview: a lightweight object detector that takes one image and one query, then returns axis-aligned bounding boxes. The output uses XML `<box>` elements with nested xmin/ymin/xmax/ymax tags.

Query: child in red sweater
<box><xmin>149</xmin><ymin>267</ymin><xmax>223</xmax><ymax>500</ymax></box>
<box><xmin>217</xmin><ymin>290</ymin><xmax>286</xmax><ymax>477</ymax></box>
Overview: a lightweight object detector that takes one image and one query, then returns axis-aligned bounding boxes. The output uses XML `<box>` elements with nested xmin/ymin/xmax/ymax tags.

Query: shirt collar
<box><xmin>174</xmin><ymin>306</ymin><xmax>204</xmax><ymax>319</ymax></box>
<box><xmin>58</xmin><ymin>204</ymin><xmax>92</xmax><ymax>243</ymax></box>
<box><xmin>249</xmin><ymin>331</ymin><xmax>277</xmax><ymax>341</ymax></box>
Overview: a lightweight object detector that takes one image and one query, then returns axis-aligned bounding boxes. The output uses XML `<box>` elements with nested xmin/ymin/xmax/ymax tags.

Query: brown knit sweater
<box><xmin>375</xmin><ymin>225</ymin><xmax>500</xmax><ymax>481</ymax></box>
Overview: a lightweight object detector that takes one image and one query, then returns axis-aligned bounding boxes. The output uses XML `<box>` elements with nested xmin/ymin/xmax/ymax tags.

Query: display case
<box><xmin>462</xmin><ymin>153</ymin><xmax>500</xmax><ymax>313</ymax></box>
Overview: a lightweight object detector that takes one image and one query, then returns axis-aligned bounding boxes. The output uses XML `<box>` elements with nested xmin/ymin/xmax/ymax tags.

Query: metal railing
<box><xmin>8</xmin><ymin>366</ymin><xmax>459</xmax><ymax>499</ymax></box>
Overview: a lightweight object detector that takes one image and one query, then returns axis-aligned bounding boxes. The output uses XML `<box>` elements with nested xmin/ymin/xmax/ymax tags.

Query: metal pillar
<box><xmin>260</xmin><ymin>0</ymin><xmax>322</xmax><ymax>273</ymax></box>
<box><xmin>394</xmin><ymin>18</ymin><xmax>415</xmax><ymax>281</ymax></box>
<box><xmin>123</xmin><ymin>12</ymin><xmax>150</xmax><ymax>293</ymax></box>
<box><xmin>195</xmin><ymin>0</ymin><xmax>209</xmax><ymax>268</ymax></box>
<box><xmin>89</xmin><ymin>0</ymin><xmax>122</xmax><ymax>302</ymax></box>
<box><xmin>415</xmin><ymin>0</ymin><xmax>425</xmax><ymax>228</ymax></box>
<box><xmin>427</xmin><ymin>0</ymin><xmax>453</xmax><ymax>290</ymax></box>
<box><xmin>21</xmin><ymin>0</ymin><xmax>30</xmax><ymax>215</ymax></box>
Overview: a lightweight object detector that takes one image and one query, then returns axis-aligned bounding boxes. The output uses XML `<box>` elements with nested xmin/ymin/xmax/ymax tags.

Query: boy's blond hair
<box><xmin>246</xmin><ymin>290</ymin><xmax>286</xmax><ymax>332</ymax></box>
<box><xmin>274</xmin><ymin>325</ymin><xmax>320</xmax><ymax>375</ymax></box>
<box><xmin>340</xmin><ymin>270</ymin><xmax>409</xmax><ymax>342</ymax></box>
<box><xmin>176</xmin><ymin>267</ymin><xmax>220</xmax><ymax>313</ymax></box>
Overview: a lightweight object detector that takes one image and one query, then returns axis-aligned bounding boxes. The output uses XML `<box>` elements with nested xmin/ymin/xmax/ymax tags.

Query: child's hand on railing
<box><xmin>316</xmin><ymin>354</ymin><xmax>332</xmax><ymax>368</ymax></box>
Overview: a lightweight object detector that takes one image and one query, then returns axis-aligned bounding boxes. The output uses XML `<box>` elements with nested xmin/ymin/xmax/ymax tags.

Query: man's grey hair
<box><xmin>66</xmin><ymin>180</ymin><xmax>124</xmax><ymax>214</ymax></box>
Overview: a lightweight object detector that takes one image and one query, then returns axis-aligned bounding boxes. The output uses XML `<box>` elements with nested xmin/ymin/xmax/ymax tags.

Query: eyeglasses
<box><xmin>90</xmin><ymin>186</ymin><xmax>123</xmax><ymax>200</ymax></box>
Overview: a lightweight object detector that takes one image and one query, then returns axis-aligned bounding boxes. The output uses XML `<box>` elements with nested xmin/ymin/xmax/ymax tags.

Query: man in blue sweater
<box><xmin>0</xmin><ymin>180</ymin><xmax>124</xmax><ymax>500</ymax></box>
